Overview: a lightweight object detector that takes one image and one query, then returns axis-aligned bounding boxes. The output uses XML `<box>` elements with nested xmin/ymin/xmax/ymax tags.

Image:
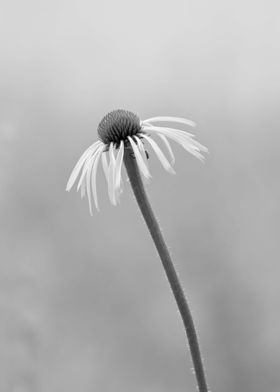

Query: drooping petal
<box><xmin>133</xmin><ymin>136</ymin><xmax>151</xmax><ymax>185</ymax></box>
<box><xmin>101</xmin><ymin>151</ymin><xmax>109</xmax><ymax>182</ymax></box>
<box><xmin>108</xmin><ymin>143</ymin><xmax>117</xmax><ymax>205</ymax></box>
<box><xmin>66</xmin><ymin>141</ymin><xmax>102</xmax><ymax>191</ymax></box>
<box><xmin>91</xmin><ymin>145</ymin><xmax>104</xmax><ymax>211</ymax></box>
<box><xmin>141</xmin><ymin>134</ymin><xmax>175</xmax><ymax>174</ymax></box>
<box><xmin>149</xmin><ymin>125</ymin><xmax>207</xmax><ymax>151</ymax></box>
<box><xmin>114</xmin><ymin>141</ymin><xmax>124</xmax><ymax>203</ymax></box>
<box><xmin>142</xmin><ymin>124</ymin><xmax>195</xmax><ymax>138</ymax></box>
<box><xmin>157</xmin><ymin>134</ymin><xmax>175</xmax><ymax>165</ymax></box>
<box><xmin>77</xmin><ymin>155</ymin><xmax>93</xmax><ymax>192</ymax></box>
<box><xmin>77</xmin><ymin>148</ymin><xmax>101</xmax><ymax>192</ymax></box>
<box><xmin>143</xmin><ymin>125</ymin><xmax>208</xmax><ymax>160</ymax></box>
<box><xmin>80</xmin><ymin>180</ymin><xmax>86</xmax><ymax>199</ymax></box>
<box><xmin>161</xmin><ymin>128</ymin><xmax>208</xmax><ymax>154</ymax></box>
<box><xmin>128</xmin><ymin>136</ymin><xmax>151</xmax><ymax>180</ymax></box>
<box><xmin>134</xmin><ymin>135</ymin><xmax>147</xmax><ymax>162</ymax></box>
<box><xmin>142</xmin><ymin>116</ymin><xmax>196</xmax><ymax>128</ymax></box>
<box><xmin>86</xmin><ymin>156</ymin><xmax>95</xmax><ymax>216</ymax></box>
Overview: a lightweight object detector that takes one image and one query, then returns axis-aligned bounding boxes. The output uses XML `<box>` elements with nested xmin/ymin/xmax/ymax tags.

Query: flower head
<box><xmin>66</xmin><ymin>109</ymin><xmax>208</xmax><ymax>214</ymax></box>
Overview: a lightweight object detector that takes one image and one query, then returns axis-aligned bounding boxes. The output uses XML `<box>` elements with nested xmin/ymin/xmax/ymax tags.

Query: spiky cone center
<box><xmin>97</xmin><ymin>109</ymin><xmax>142</xmax><ymax>147</ymax></box>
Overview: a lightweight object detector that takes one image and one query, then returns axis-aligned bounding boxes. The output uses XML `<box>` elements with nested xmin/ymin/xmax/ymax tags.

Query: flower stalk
<box><xmin>124</xmin><ymin>146</ymin><xmax>209</xmax><ymax>392</ymax></box>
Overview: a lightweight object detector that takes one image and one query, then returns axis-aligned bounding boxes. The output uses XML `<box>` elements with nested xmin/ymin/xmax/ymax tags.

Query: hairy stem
<box><xmin>124</xmin><ymin>147</ymin><xmax>209</xmax><ymax>392</ymax></box>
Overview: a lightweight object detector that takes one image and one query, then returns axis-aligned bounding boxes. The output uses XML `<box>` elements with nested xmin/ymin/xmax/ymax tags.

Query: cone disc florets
<box><xmin>97</xmin><ymin>109</ymin><xmax>142</xmax><ymax>146</ymax></box>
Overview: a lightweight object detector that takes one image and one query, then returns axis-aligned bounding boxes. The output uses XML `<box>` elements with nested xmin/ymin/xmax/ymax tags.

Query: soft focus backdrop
<box><xmin>1</xmin><ymin>1</ymin><xmax>280</xmax><ymax>391</ymax></box>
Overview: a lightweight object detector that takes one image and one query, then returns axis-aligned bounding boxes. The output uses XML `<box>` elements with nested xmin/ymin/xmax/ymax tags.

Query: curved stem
<box><xmin>124</xmin><ymin>147</ymin><xmax>209</xmax><ymax>392</ymax></box>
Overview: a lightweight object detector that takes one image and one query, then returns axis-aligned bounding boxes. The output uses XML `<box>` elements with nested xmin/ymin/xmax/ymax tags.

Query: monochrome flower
<box><xmin>66</xmin><ymin>109</ymin><xmax>208</xmax><ymax>214</ymax></box>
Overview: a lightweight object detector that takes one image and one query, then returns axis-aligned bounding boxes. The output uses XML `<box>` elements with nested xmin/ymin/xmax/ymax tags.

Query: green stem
<box><xmin>124</xmin><ymin>147</ymin><xmax>209</xmax><ymax>392</ymax></box>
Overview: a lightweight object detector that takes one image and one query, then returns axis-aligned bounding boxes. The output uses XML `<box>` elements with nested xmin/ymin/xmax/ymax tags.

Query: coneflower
<box><xmin>66</xmin><ymin>109</ymin><xmax>209</xmax><ymax>392</ymax></box>
<box><xmin>66</xmin><ymin>109</ymin><xmax>207</xmax><ymax>214</ymax></box>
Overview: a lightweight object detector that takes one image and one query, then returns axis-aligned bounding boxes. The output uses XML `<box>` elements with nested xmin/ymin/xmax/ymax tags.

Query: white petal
<box><xmin>108</xmin><ymin>143</ymin><xmax>117</xmax><ymax>205</ymax></box>
<box><xmin>114</xmin><ymin>141</ymin><xmax>124</xmax><ymax>203</ymax></box>
<box><xmin>141</xmin><ymin>134</ymin><xmax>175</xmax><ymax>174</ymax></box>
<box><xmin>77</xmin><ymin>148</ymin><xmax>100</xmax><ymax>191</ymax></box>
<box><xmin>84</xmin><ymin>144</ymin><xmax>103</xmax><ymax>215</ymax></box>
<box><xmin>143</xmin><ymin>126</ymin><xmax>208</xmax><ymax>160</ymax></box>
<box><xmin>77</xmin><ymin>155</ymin><xmax>93</xmax><ymax>192</ymax></box>
<box><xmin>86</xmin><ymin>157</ymin><xmax>94</xmax><ymax>216</ymax></box>
<box><xmin>80</xmin><ymin>180</ymin><xmax>86</xmax><ymax>199</ymax></box>
<box><xmin>165</xmin><ymin>129</ymin><xmax>208</xmax><ymax>153</ymax></box>
<box><xmin>128</xmin><ymin>136</ymin><xmax>151</xmax><ymax>179</ymax></box>
<box><xmin>133</xmin><ymin>136</ymin><xmax>151</xmax><ymax>185</ymax></box>
<box><xmin>66</xmin><ymin>141</ymin><xmax>102</xmax><ymax>191</ymax></box>
<box><xmin>91</xmin><ymin>145</ymin><xmax>104</xmax><ymax>211</ymax></box>
<box><xmin>134</xmin><ymin>135</ymin><xmax>148</xmax><ymax>162</ymax></box>
<box><xmin>101</xmin><ymin>152</ymin><xmax>109</xmax><ymax>181</ymax></box>
<box><xmin>157</xmin><ymin>134</ymin><xmax>175</xmax><ymax>165</ymax></box>
<box><xmin>143</xmin><ymin>116</ymin><xmax>196</xmax><ymax>128</ymax></box>
<box><xmin>143</xmin><ymin>124</ymin><xmax>194</xmax><ymax>138</ymax></box>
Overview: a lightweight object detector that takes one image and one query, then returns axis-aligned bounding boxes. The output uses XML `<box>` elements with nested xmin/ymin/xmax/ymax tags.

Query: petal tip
<box><xmin>166</xmin><ymin>166</ymin><xmax>176</xmax><ymax>175</ymax></box>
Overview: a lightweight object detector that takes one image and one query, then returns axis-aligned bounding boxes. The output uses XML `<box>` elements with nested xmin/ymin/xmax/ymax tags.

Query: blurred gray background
<box><xmin>1</xmin><ymin>0</ymin><xmax>279</xmax><ymax>391</ymax></box>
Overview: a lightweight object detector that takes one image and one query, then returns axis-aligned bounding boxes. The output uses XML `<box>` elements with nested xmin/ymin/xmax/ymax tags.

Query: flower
<box><xmin>66</xmin><ymin>109</ymin><xmax>208</xmax><ymax>214</ymax></box>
